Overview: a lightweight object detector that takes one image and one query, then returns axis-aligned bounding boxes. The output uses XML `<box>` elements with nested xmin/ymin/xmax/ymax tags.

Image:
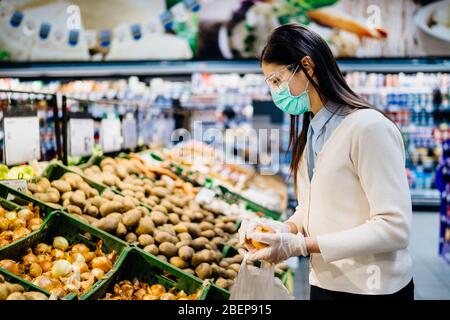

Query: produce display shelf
<box><xmin>0</xmin><ymin>197</ymin><xmax>57</xmax><ymax>254</ymax></box>
<box><xmin>0</xmin><ymin>211</ymin><xmax>128</xmax><ymax>300</ymax></box>
<box><xmin>83</xmin><ymin>247</ymin><xmax>229</xmax><ymax>300</ymax></box>
<box><xmin>138</xmin><ymin>151</ymin><xmax>282</xmax><ymax>220</ymax></box>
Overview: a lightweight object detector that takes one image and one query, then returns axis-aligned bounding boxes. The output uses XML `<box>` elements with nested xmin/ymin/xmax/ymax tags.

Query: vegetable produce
<box><xmin>0</xmin><ymin>236</ymin><xmax>117</xmax><ymax>297</ymax></box>
<box><xmin>0</xmin><ymin>204</ymin><xmax>43</xmax><ymax>248</ymax></box>
<box><xmin>101</xmin><ymin>278</ymin><xmax>202</xmax><ymax>300</ymax></box>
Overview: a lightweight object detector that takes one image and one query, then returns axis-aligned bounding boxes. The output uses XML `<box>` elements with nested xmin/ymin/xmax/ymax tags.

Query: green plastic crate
<box><xmin>0</xmin><ymin>268</ymin><xmax>50</xmax><ymax>299</ymax></box>
<box><xmin>83</xmin><ymin>247</ymin><xmax>228</xmax><ymax>300</ymax></box>
<box><xmin>0</xmin><ymin>211</ymin><xmax>128</xmax><ymax>300</ymax></box>
<box><xmin>0</xmin><ymin>182</ymin><xmax>61</xmax><ymax>217</ymax></box>
<box><xmin>0</xmin><ymin>197</ymin><xmax>57</xmax><ymax>254</ymax></box>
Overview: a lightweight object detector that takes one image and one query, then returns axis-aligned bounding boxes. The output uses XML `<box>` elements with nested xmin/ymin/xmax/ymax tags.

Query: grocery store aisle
<box><xmin>293</xmin><ymin>212</ymin><xmax>450</xmax><ymax>300</ymax></box>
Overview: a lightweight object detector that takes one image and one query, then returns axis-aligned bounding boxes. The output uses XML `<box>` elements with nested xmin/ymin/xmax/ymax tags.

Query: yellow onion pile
<box><xmin>102</xmin><ymin>278</ymin><xmax>202</xmax><ymax>300</ymax></box>
<box><xmin>0</xmin><ymin>237</ymin><xmax>117</xmax><ymax>298</ymax></box>
<box><xmin>0</xmin><ymin>204</ymin><xmax>43</xmax><ymax>248</ymax></box>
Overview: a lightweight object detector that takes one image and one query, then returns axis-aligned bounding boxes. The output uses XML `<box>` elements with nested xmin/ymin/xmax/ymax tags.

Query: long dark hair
<box><xmin>261</xmin><ymin>23</ymin><xmax>386</xmax><ymax>187</ymax></box>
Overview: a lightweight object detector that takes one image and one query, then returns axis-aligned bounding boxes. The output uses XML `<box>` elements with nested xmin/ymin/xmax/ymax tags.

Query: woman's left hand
<box><xmin>248</xmin><ymin>231</ymin><xmax>309</xmax><ymax>263</ymax></box>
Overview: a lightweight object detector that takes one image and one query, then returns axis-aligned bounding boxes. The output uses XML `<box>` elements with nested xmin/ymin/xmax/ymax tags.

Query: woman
<box><xmin>239</xmin><ymin>23</ymin><xmax>414</xmax><ymax>300</ymax></box>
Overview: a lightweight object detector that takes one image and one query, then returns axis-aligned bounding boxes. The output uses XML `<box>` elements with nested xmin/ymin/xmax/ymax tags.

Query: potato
<box><xmin>116</xmin><ymin>222</ymin><xmax>127</xmax><ymax>237</ymax></box>
<box><xmin>160</xmin><ymin>199</ymin><xmax>175</xmax><ymax>212</ymax></box>
<box><xmin>93</xmin><ymin>215</ymin><xmax>121</xmax><ymax>233</ymax></box>
<box><xmin>201</xmin><ymin>230</ymin><xmax>215</xmax><ymax>239</ymax></box>
<box><xmin>151</xmin><ymin>187</ymin><xmax>169</xmax><ymax>198</ymax></box>
<box><xmin>178</xmin><ymin>246</ymin><xmax>194</xmax><ymax>261</ymax></box>
<box><xmin>224</xmin><ymin>269</ymin><xmax>237</xmax><ymax>279</ymax></box>
<box><xmin>172</xmin><ymin>207</ymin><xmax>184</xmax><ymax>216</ymax></box>
<box><xmin>6</xmin><ymin>292</ymin><xmax>26</xmax><ymax>300</ymax></box>
<box><xmin>158</xmin><ymin>242</ymin><xmax>178</xmax><ymax>257</ymax></box>
<box><xmin>122</xmin><ymin>189</ymin><xmax>135</xmax><ymax>197</ymax></box>
<box><xmin>138</xmin><ymin>234</ymin><xmax>154</xmax><ymax>247</ymax></box>
<box><xmin>135</xmin><ymin>216</ymin><xmax>155</xmax><ymax>235</ymax></box>
<box><xmin>85</xmin><ymin>205</ymin><xmax>99</xmax><ymax>217</ymax></box>
<box><xmin>169</xmin><ymin>195</ymin><xmax>186</xmax><ymax>208</ymax></box>
<box><xmin>69</xmin><ymin>190</ymin><xmax>86</xmax><ymax>207</ymax></box>
<box><xmin>219</xmin><ymin>260</ymin><xmax>230</xmax><ymax>268</ymax></box>
<box><xmin>195</xmin><ymin>263</ymin><xmax>212</xmax><ymax>280</ymax></box>
<box><xmin>152</xmin><ymin>205</ymin><xmax>168</xmax><ymax>215</ymax></box>
<box><xmin>143</xmin><ymin>244</ymin><xmax>158</xmax><ymax>255</ymax></box>
<box><xmin>100</xmin><ymin>157</ymin><xmax>116</xmax><ymax>168</ymax></box>
<box><xmin>169</xmin><ymin>256</ymin><xmax>188</xmax><ymax>269</ymax></box>
<box><xmin>213</xmin><ymin>227</ymin><xmax>225</xmax><ymax>237</ymax></box>
<box><xmin>231</xmin><ymin>255</ymin><xmax>243</xmax><ymax>264</ymax></box>
<box><xmin>177</xmin><ymin>232</ymin><xmax>192</xmax><ymax>242</ymax></box>
<box><xmin>142</xmin><ymin>198</ymin><xmax>157</xmax><ymax>208</ymax></box>
<box><xmin>125</xmin><ymin>233</ymin><xmax>137</xmax><ymax>244</ymax></box>
<box><xmin>27</xmin><ymin>182</ymin><xmax>43</xmax><ymax>194</ymax></box>
<box><xmin>228</xmin><ymin>264</ymin><xmax>240</xmax><ymax>273</ymax></box>
<box><xmin>134</xmin><ymin>191</ymin><xmax>145</xmax><ymax>200</ymax></box>
<box><xmin>156</xmin><ymin>255</ymin><xmax>167</xmax><ymax>263</ymax></box>
<box><xmin>81</xmin><ymin>214</ymin><xmax>99</xmax><ymax>225</ymax></box>
<box><xmin>154</xmin><ymin>231</ymin><xmax>177</xmax><ymax>244</ymax></box>
<box><xmin>91</xmin><ymin>196</ymin><xmax>106</xmax><ymax>209</ymax></box>
<box><xmin>122</xmin><ymin>198</ymin><xmax>136</xmax><ymax>212</ymax></box>
<box><xmin>150</xmin><ymin>211</ymin><xmax>168</xmax><ymax>226</ymax></box>
<box><xmin>51</xmin><ymin>180</ymin><xmax>72</xmax><ymax>193</ymax></box>
<box><xmin>101</xmin><ymin>190</ymin><xmax>116</xmax><ymax>201</ymax></box>
<box><xmin>173</xmin><ymin>224</ymin><xmax>188</xmax><ymax>234</ymax></box>
<box><xmin>137</xmin><ymin>206</ymin><xmax>150</xmax><ymax>217</ymax></box>
<box><xmin>99</xmin><ymin>201</ymin><xmax>123</xmax><ymax>217</ymax></box>
<box><xmin>67</xmin><ymin>205</ymin><xmax>82</xmax><ymax>216</ymax></box>
<box><xmin>224</xmin><ymin>222</ymin><xmax>237</xmax><ymax>234</ymax></box>
<box><xmin>37</xmin><ymin>178</ymin><xmax>51</xmax><ymax>191</ymax></box>
<box><xmin>121</xmin><ymin>209</ymin><xmax>142</xmax><ymax>228</ymax></box>
<box><xmin>183</xmin><ymin>268</ymin><xmax>195</xmax><ymax>276</ymax></box>
<box><xmin>211</xmin><ymin>237</ymin><xmax>223</xmax><ymax>248</ymax></box>
<box><xmin>185</xmin><ymin>223</ymin><xmax>202</xmax><ymax>238</ymax></box>
<box><xmin>34</xmin><ymin>192</ymin><xmax>59</xmax><ymax>203</ymax></box>
<box><xmin>191</xmin><ymin>237</ymin><xmax>210</xmax><ymax>251</ymax></box>
<box><xmin>45</xmin><ymin>202</ymin><xmax>63</xmax><ymax>209</ymax></box>
<box><xmin>199</xmin><ymin>221</ymin><xmax>214</xmax><ymax>231</ymax></box>
<box><xmin>181</xmin><ymin>215</ymin><xmax>191</xmax><ymax>222</ymax></box>
<box><xmin>191</xmin><ymin>249</ymin><xmax>213</xmax><ymax>267</ymax></box>
<box><xmin>168</xmin><ymin>213</ymin><xmax>180</xmax><ymax>225</ymax></box>
<box><xmin>215</xmin><ymin>278</ymin><xmax>230</xmax><ymax>289</ymax></box>
<box><xmin>23</xmin><ymin>292</ymin><xmax>48</xmax><ymax>300</ymax></box>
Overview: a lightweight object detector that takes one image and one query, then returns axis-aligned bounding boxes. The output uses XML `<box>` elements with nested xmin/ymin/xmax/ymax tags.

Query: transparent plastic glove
<box><xmin>238</xmin><ymin>218</ymin><xmax>291</xmax><ymax>250</ymax></box>
<box><xmin>248</xmin><ymin>231</ymin><xmax>308</xmax><ymax>263</ymax></box>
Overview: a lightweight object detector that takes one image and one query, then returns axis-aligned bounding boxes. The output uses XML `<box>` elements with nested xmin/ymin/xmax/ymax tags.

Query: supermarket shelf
<box><xmin>411</xmin><ymin>189</ymin><xmax>441</xmax><ymax>210</ymax></box>
<box><xmin>1</xmin><ymin>58</ymin><xmax>450</xmax><ymax>79</ymax></box>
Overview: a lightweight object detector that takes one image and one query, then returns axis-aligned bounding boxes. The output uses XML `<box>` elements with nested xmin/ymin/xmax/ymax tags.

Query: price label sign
<box><xmin>3</xmin><ymin>116</ymin><xmax>40</xmax><ymax>165</ymax></box>
<box><xmin>122</xmin><ymin>114</ymin><xmax>137</xmax><ymax>149</ymax></box>
<box><xmin>68</xmin><ymin>118</ymin><xmax>94</xmax><ymax>157</ymax></box>
<box><xmin>100</xmin><ymin>117</ymin><xmax>122</xmax><ymax>153</ymax></box>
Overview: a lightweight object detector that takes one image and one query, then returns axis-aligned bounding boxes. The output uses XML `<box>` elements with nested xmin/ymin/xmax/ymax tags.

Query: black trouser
<box><xmin>310</xmin><ymin>279</ymin><xmax>414</xmax><ymax>300</ymax></box>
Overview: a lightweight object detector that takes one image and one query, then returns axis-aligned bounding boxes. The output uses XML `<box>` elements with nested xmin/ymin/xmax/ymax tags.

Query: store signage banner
<box><xmin>100</xmin><ymin>117</ymin><xmax>123</xmax><ymax>153</ymax></box>
<box><xmin>68</xmin><ymin>118</ymin><xmax>95</xmax><ymax>157</ymax></box>
<box><xmin>3</xmin><ymin>116</ymin><xmax>40</xmax><ymax>166</ymax></box>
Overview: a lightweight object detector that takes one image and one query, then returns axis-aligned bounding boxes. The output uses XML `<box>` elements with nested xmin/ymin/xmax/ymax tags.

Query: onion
<box><xmin>160</xmin><ymin>292</ymin><xmax>176</xmax><ymax>300</ymax></box>
<box><xmin>33</xmin><ymin>275</ymin><xmax>57</xmax><ymax>291</ymax></box>
<box><xmin>150</xmin><ymin>284</ymin><xmax>166</xmax><ymax>296</ymax></box>
<box><xmin>39</xmin><ymin>260</ymin><xmax>53</xmax><ymax>273</ymax></box>
<box><xmin>142</xmin><ymin>294</ymin><xmax>159</xmax><ymax>300</ymax></box>
<box><xmin>27</xmin><ymin>218</ymin><xmax>43</xmax><ymax>232</ymax></box>
<box><xmin>12</xmin><ymin>227</ymin><xmax>30</xmax><ymax>241</ymax></box>
<box><xmin>73</xmin><ymin>253</ymin><xmax>85</xmax><ymax>263</ymax></box>
<box><xmin>0</xmin><ymin>239</ymin><xmax>10</xmax><ymax>247</ymax></box>
<box><xmin>10</xmin><ymin>218</ymin><xmax>26</xmax><ymax>230</ymax></box>
<box><xmin>83</xmin><ymin>252</ymin><xmax>96</xmax><ymax>263</ymax></box>
<box><xmin>53</xmin><ymin>237</ymin><xmax>69</xmax><ymax>251</ymax></box>
<box><xmin>17</xmin><ymin>208</ymin><xmax>33</xmax><ymax>221</ymax></box>
<box><xmin>5</xmin><ymin>211</ymin><xmax>17</xmax><ymax>221</ymax></box>
<box><xmin>73</xmin><ymin>261</ymin><xmax>89</xmax><ymax>274</ymax></box>
<box><xmin>49</xmin><ymin>287</ymin><xmax>66</xmax><ymax>298</ymax></box>
<box><xmin>51</xmin><ymin>249</ymin><xmax>66</xmax><ymax>260</ymax></box>
<box><xmin>91</xmin><ymin>268</ymin><xmax>105</xmax><ymax>280</ymax></box>
<box><xmin>0</xmin><ymin>217</ymin><xmax>9</xmax><ymax>231</ymax></box>
<box><xmin>0</xmin><ymin>259</ymin><xmax>19</xmax><ymax>275</ymax></box>
<box><xmin>90</xmin><ymin>257</ymin><xmax>112</xmax><ymax>272</ymax></box>
<box><xmin>80</xmin><ymin>272</ymin><xmax>93</xmax><ymax>281</ymax></box>
<box><xmin>71</xmin><ymin>243</ymin><xmax>90</xmax><ymax>255</ymax></box>
<box><xmin>35</xmin><ymin>243</ymin><xmax>51</xmax><ymax>255</ymax></box>
<box><xmin>51</xmin><ymin>260</ymin><xmax>72</xmax><ymax>278</ymax></box>
<box><xmin>0</xmin><ymin>231</ymin><xmax>14</xmax><ymax>241</ymax></box>
<box><xmin>22</xmin><ymin>249</ymin><xmax>38</xmax><ymax>266</ymax></box>
<box><xmin>29</xmin><ymin>262</ymin><xmax>43</xmax><ymax>277</ymax></box>
<box><xmin>134</xmin><ymin>288</ymin><xmax>147</xmax><ymax>300</ymax></box>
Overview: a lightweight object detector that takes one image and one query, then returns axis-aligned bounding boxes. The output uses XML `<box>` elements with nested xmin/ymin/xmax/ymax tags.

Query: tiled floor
<box><xmin>293</xmin><ymin>212</ymin><xmax>450</xmax><ymax>300</ymax></box>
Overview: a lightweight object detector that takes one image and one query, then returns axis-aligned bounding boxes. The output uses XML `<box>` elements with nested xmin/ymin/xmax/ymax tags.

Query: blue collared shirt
<box><xmin>307</xmin><ymin>105</ymin><xmax>346</xmax><ymax>180</ymax></box>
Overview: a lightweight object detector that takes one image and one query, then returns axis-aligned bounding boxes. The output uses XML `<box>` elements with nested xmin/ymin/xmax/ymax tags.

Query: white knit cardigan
<box><xmin>288</xmin><ymin>108</ymin><xmax>413</xmax><ymax>295</ymax></box>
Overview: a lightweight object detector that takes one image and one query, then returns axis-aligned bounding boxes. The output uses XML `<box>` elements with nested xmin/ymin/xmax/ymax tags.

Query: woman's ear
<box><xmin>300</xmin><ymin>56</ymin><xmax>315</xmax><ymax>77</ymax></box>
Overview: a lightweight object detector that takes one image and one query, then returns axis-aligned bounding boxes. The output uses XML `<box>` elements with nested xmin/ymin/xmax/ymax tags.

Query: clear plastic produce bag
<box><xmin>230</xmin><ymin>255</ymin><xmax>294</xmax><ymax>300</ymax></box>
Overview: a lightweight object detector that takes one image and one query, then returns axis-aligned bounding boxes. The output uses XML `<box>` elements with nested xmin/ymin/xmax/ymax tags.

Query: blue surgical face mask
<box><xmin>269</xmin><ymin>66</ymin><xmax>310</xmax><ymax>115</ymax></box>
